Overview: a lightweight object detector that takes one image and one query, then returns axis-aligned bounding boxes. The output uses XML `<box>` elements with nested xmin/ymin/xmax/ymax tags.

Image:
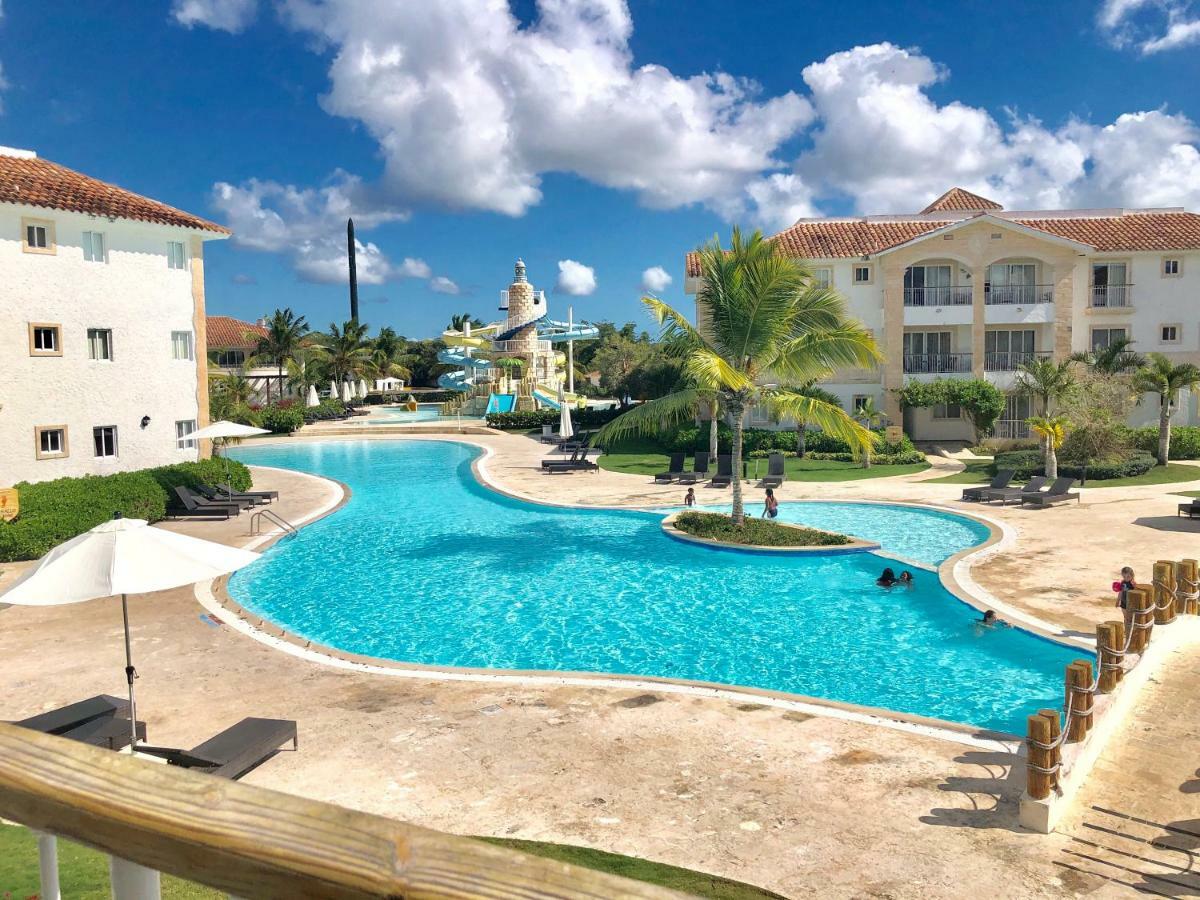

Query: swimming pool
<box><xmin>368</xmin><ymin>403</ymin><xmax>479</xmax><ymax>424</ymax></box>
<box><xmin>227</xmin><ymin>440</ymin><xmax>1076</xmax><ymax>733</ymax></box>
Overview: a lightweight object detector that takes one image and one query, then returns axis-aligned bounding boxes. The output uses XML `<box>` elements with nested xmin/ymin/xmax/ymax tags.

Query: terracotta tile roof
<box><xmin>920</xmin><ymin>187</ymin><xmax>1003</xmax><ymax>213</ymax></box>
<box><xmin>207</xmin><ymin>316</ymin><xmax>267</xmax><ymax>348</ymax></box>
<box><xmin>0</xmin><ymin>153</ymin><xmax>229</xmax><ymax>234</ymax></box>
<box><xmin>684</xmin><ymin>210</ymin><xmax>1200</xmax><ymax>277</ymax></box>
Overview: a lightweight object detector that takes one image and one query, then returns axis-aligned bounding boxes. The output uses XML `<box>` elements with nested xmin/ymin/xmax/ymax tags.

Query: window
<box><xmin>852</xmin><ymin>395</ymin><xmax>870</xmax><ymax>413</ymax></box>
<box><xmin>1091</xmin><ymin>262</ymin><xmax>1130</xmax><ymax>306</ymax></box>
<box><xmin>87</xmin><ymin>328</ymin><xmax>113</xmax><ymax>361</ymax></box>
<box><xmin>932</xmin><ymin>403</ymin><xmax>962</xmax><ymax>420</ymax></box>
<box><xmin>1160</xmin><ymin>324</ymin><xmax>1180</xmax><ymax>344</ymax></box>
<box><xmin>176</xmin><ymin>419</ymin><xmax>198</xmax><ymax>449</ymax></box>
<box><xmin>82</xmin><ymin>231</ymin><xmax>106</xmax><ymax>263</ymax></box>
<box><xmin>994</xmin><ymin>395</ymin><xmax>1032</xmax><ymax>439</ymax></box>
<box><xmin>171</xmin><ymin>330</ymin><xmax>194</xmax><ymax>360</ymax></box>
<box><xmin>903</xmin><ymin>331</ymin><xmax>957</xmax><ymax>372</ymax></box>
<box><xmin>984</xmin><ymin>329</ymin><xmax>1036</xmax><ymax>370</ymax></box>
<box><xmin>986</xmin><ymin>263</ymin><xmax>1042</xmax><ymax>304</ymax></box>
<box><xmin>812</xmin><ymin>267</ymin><xmax>832</xmax><ymax>289</ymax></box>
<box><xmin>1091</xmin><ymin>327</ymin><xmax>1128</xmax><ymax>351</ymax></box>
<box><xmin>903</xmin><ymin>264</ymin><xmax>953</xmax><ymax>305</ymax></box>
<box><xmin>1162</xmin><ymin>258</ymin><xmax>1182</xmax><ymax>278</ymax></box>
<box><xmin>853</xmin><ymin>265</ymin><xmax>873</xmax><ymax>284</ymax></box>
<box><xmin>167</xmin><ymin>241</ymin><xmax>187</xmax><ymax>270</ymax></box>
<box><xmin>93</xmin><ymin>426</ymin><xmax>118</xmax><ymax>458</ymax></box>
<box><xmin>29</xmin><ymin>323</ymin><xmax>62</xmax><ymax>356</ymax></box>
<box><xmin>213</xmin><ymin>348</ymin><xmax>246</xmax><ymax>368</ymax></box>
<box><xmin>34</xmin><ymin>426</ymin><xmax>68</xmax><ymax>460</ymax></box>
<box><xmin>22</xmin><ymin>218</ymin><xmax>55</xmax><ymax>254</ymax></box>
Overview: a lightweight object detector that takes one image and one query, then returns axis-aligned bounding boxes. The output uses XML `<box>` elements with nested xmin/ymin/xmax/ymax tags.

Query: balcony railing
<box><xmin>985</xmin><ymin>285</ymin><xmax>1054</xmax><ymax>305</ymax></box>
<box><xmin>1089</xmin><ymin>284</ymin><xmax>1133</xmax><ymax>308</ymax></box>
<box><xmin>992</xmin><ymin>419</ymin><xmax>1031</xmax><ymax>439</ymax></box>
<box><xmin>903</xmin><ymin>352</ymin><xmax>972</xmax><ymax>374</ymax></box>
<box><xmin>984</xmin><ymin>350</ymin><xmax>1052</xmax><ymax>372</ymax></box>
<box><xmin>903</xmin><ymin>286</ymin><xmax>973</xmax><ymax>307</ymax></box>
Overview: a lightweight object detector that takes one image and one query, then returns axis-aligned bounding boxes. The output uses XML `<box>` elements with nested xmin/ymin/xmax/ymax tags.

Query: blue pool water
<box><xmin>227</xmin><ymin>440</ymin><xmax>1078</xmax><ymax>733</ymax></box>
<box><xmin>369</xmin><ymin>404</ymin><xmax>479</xmax><ymax>423</ymax></box>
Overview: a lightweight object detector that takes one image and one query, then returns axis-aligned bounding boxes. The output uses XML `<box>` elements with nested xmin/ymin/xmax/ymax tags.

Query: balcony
<box><xmin>992</xmin><ymin>419</ymin><xmax>1031</xmax><ymax>439</ymax></box>
<box><xmin>1089</xmin><ymin>284</ymin><xmax>1133</xmax><ymax>308</ymax></box>
<box><xmin>903</xmin><ymin>352</ymin><xmax>972</xmax><ymax>375</ymax></box>
<box><xmin>985</xmin><ymin>285</ymin><xmax>1054</xmax><ymax>305</ymax></box>
<box><xmin>984</xmin><ymin>350</ymin><xmax>1052</xmax><ymax>372</ymax></box>
<box><xmin>903</xmin><ymin>286</ymin><xmax>973</xmax><ymax>307</ymax></box>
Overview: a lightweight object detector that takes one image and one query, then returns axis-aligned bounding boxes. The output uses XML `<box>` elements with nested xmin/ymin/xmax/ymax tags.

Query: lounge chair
<box><xmin>655</xmin><ymin>452</ymin><xmax>686</xmax><ymax>483</ymax></box>
<box><xmin>13</xmin><ymin>694</ymin><xmax>146</xmax><ymax>750</ymax></box>
<box><xmin>195</xmin><ymin>484</ymin><xmax>258</xmax><ymax>509</ymax></box>
<box><xmin>147</xmin><ymin>717</ymin><xmax>298</xmax><ymax>780</ymax></box>
<box><xmin>985</xmin><ymin>475</ymin><xmax>1047</xmax><ymax>505</ymax></box>
<box><xmin>710</xmin><ymin>454</ymin><xmax>734</xmax><ymax>488</ymax></box>
<box><xmin>542</xmin><ymin>447</ymin><xmax>584</xmax><ymax>469</ymax></box>
<box><xmin>219</xmin><ymin>482</ymin><xmax>278</xmax><ymax>503</ymax></box>
<box><xmin>545</xmin><ymin>448</ymin><xmax>599</xmax><ymax>473</ymax></box>
<box><xmin>168</xmin><ymin>486</ymin><xmax>240</xmax><ymax>519</ymax></box>
<box><xmin>1020</xmin><ymin>477</ymin><xmax>1080</xmax><ymax>507</ymax></box>
<box><xmin>761</xmin><ymin>452</ymin><xmax>786</xmax><ymax>489</ymax></box>
<box><xmin>962</xmin><ymin>469</ymin><xmax>1015</xmax><ymax>502</ymax></box>
<box><xmin>1178</xmin><ymin>500</ymin><xmax>1200</xmax><ymax>519</ymax></box>
<box><xmin>677</xmin><ymin>452</ymin><xmax>710</xmax><ymax>485</ymax></box>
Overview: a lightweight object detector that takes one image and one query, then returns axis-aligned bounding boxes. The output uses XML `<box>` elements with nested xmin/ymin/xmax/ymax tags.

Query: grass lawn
<box><xmin>597</xmin><ymin>438</ymin><xmax>929</xmax><ymax>481</ymax></box>
<box><xmin>1179</xmin><ymin>490</ymin><xmax>1200</xmax><ymax>498</ymax></box>
<box><xmin>926</xmin><ymin>460</ymin><xmax>1200</xmax><ymax>489</ymax></box>
<box><xmin>0</xmin><ymin>824</ymin><xmax>781</xmax><ymax>899</ymax></box>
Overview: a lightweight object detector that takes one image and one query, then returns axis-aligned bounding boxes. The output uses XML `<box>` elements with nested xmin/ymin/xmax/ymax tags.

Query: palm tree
<box><xmin>596</xmin><ymin>227</ymin><xmax>880</xmax><ymax>525</ymax></box>
<box><xmin>1027</xmin><ymin>415</ymin><xmax>1068</xmax><ymax>478</ymax></box>
<box><xmin>853</xmin><ymin>397</ymin><xmax>885</xmax><ymax>468</ymax></box>
<box><xmin>1131</xmin><ymin>354</ymin><xmax>1200</xmax><ymax>464</ymax></box>
<box><xmin>788</xmin><ymin>382</ymin><xmax>840</xmax><ymax>458</ymax></box>
<box><xmin>314</xmin><ymin>320</ymin><xmax>374</xmax><ymax>385</ymax></box>
<box><xmin>370</xmin><ymin>327</ymin><xmax>412</xmax><ymax>385</ymax></box>
<box><xmin>1014</xmin><ymin>358</ymin><xmax>1076</xmax><ymax>474</ymax></box>
<box><xmin>252</xmin><ymin>308</ymin><xmax>309</xmax><ymax>402</ymax></box>
<box><xmin>1070</xmin><ymin>337</ymin><xmax>1144</xmax><ymax>375</ymax></box>
<box><xmin>447</xmin><ymin>313</ymin><xmax>484</xmax><ymax>332</ymax></box>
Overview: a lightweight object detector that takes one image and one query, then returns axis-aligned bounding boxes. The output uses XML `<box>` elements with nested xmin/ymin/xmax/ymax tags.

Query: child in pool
<box><xmin>877</xmin><ymin>567</ymin><xmax>898</xmax><ymax>587</ymax></box>
<box><xmin>684</xmin><ymin>487</ymin><xmax>696</xmax><ymax>507</ymax></box>
<box><xmin>762</xmin><ymin>488</ymin><xmax>779</xmax><ymax>519</ymax></box>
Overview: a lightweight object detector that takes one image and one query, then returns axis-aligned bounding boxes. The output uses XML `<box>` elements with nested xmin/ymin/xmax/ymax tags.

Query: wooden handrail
<box><xmin>0</xmin><ymin>723</ymin><xmax>684</xmax><ymax>899</ymax></box>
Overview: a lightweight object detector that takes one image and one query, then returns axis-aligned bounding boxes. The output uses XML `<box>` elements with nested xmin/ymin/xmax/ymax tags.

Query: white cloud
<box><xmin>231</xmin><ymin>273</ymin><xmax>258</xmax><ymax>285</ymax></box>
<box><xmin>430</xmin><ymin>276</ymin><xmax>460</xmax><ymax>295</ymax></box>
<box><xmin>1097</xmin><ymin>0</ymin><xmax>1200</xmax><ymax>53</ymax></box>
<box><xmin>172</xmin><ymin>0</ymin><xmax>258</xmax><ymax>33</ymax></box>
<box><xmin>294</xmin><ymin>237</ymin><xmax>393</xmax><ymax>285</ymax></box>
<box><xmin>555</xmin><ymin>259</ymin><xmax>597</xmax><ymax>296</ymax></box>
<box><xmin>639</xmin><ymin>265</ymin><xmax>672</xmax><ymax>293</ymax></box>
<box><xmin>399</xmin><ymin>257</ymin><xmax>431</xmax><ymax>279</ymax></box>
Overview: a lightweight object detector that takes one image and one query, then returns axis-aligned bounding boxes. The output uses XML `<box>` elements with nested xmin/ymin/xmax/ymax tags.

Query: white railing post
<box><xmin>109</xmin><ymin>855</ymin><xmax>161</xmax><ymax>900</ymax></box>
<box><xmin>35</xmin><ymin>830</ymin><xmax>62</xmax><ymax>900</ymax></box>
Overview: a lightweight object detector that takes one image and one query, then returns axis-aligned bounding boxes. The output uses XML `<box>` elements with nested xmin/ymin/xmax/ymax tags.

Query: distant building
<box><xmin>685</xmin><ymin>187</ymin><xmax>1200</xmax><ymax>440</ymax></box>
<box><xmin>205</xmin><ymin>315</ymin><xmax>292</xmax><ymax>403</ymax></box>
<box><xmin>0</xmin><ymin>147</ymin><xmax>229</xmax><ymax>484</ymax></box>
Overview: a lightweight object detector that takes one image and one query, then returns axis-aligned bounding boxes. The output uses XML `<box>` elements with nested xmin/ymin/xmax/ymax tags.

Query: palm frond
<box><xmin>683</xmin><ymin>348</ymin><xmax>754</xmax><ymax>392</ymax></box>
<box><xmin>764</xmin><ymin>389</ymin><xmax>874</xmax><ymax>452</ymax></box>
<box><xmin>593</xmin><ymin>389</ymin><xmax>702</xmax><ymax>448</ymax></box>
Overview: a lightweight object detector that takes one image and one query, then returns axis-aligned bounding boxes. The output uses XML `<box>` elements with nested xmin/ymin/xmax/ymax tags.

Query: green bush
<box><xmin>259</xmin><ymin>404</ymin><xmax>305</xmax><ymax>434</ymax></box>
<box><xmin>0</xmin><ymin>460</ymin><xmax>253</xmax><ymax>562</ymax></box>
<box><xmin>992</xmin><ymin>449</ymin><xmax>1156</xmax><ymax>481</ymax></box>
<box><xmin>1127</xmin><ymin>425</ymin><xmax>1200</xmax><ymax>459</ymax></box>
<box><xmin>806</xmin><ymin>450</ymin><xmax>927</xmax><ymax>465</ymax></box>
<box><xmin>303</xmin><ymin>399</ymin><xmax>347</xmax><ymax>423</ymax></box>
<box><xmin>485</xmin><ymin>407</ymin><xmax>625</xmax><ymax>430</ymax></box>
<box><xmin>672</xmin><ymin>512</ymin><xmax>850</xmax><ymax>547</ymax></box>
<box><xmin>660</xmin><ymin>425</ymin><xmax>915</xmax><ymax>456</ymax></box>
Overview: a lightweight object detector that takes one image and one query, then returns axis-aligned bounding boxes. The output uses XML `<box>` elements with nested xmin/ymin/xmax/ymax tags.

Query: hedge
<box><xmin>1127</xmin><ymin>425</ymin><xmax>1200</xmax><ymax>460</ymax></box>
<box><xmin>992</xmin><ymin>449</ymin><xmax>1156</xmax><ymax>481</ymax></box>
<box><xmin>0</xmin><ymin>460</ymin><xmax>253</xmax><ymax>562</ymax></box>
<box><xmin>303</xmin><ymin>399</ymin><xmax>347</xmax><ymax>423</ymax></box>
<box><xmin>484</xmin><ymin>407</ymin><xmax>625</xmax><ymax>430</ymax></box>
<box><xmin>672</xmin><ymin>511</ymin><xmax>850</xmax><ymax>547</ymax></box>
<box><xmin>259</xmin><ymin>404</ymin><xmax>306</xmax><ymax>434</ymax></box>
<box><xmin>663</xmin><ymin>424</ymin><xmax>916</xmax><ymax>457</ymax></box>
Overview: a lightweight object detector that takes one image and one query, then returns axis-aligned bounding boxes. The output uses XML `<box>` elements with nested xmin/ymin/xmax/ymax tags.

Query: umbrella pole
<box><xmin>121</xmin><ymin>593</ymin><xmax>138</xmax><ymax>749</ymax></box>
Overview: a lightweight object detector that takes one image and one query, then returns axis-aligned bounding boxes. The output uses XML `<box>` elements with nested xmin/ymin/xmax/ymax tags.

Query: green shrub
<box><xmin>303</xmin><ymin>399</ymin><xmax>346</xmax><ymax>423</ymax></box>
<box><xmin>992</xmin><ymin>449</ymin><xmax>1156</xmax><ymax>481</ymax></box>
<box><xmin>1127</xmin><ymin>425</ymin><xmax>1200</xmax><ymax>459</ymax></box>
<box><xmin>259</xmin><ymin>404</ymin><xmax>305</xmax><ymax>434</ymax></box>
<box><xmin>0</xmin><ymin>460</ymin><xmax>253</xmax><ymax>562</ymax></box>
<box><xmin>806</xmin><ymin>450</ymin><xmax>927</xmax><ymax>465</ymax></box>
<box><xmin>485</xmin><ymin>407</ymin><xmax>625</xmax><ymax>430</ymax></box>
<box><xmin>660</xmin><ymin>425</ymin><xmax>914</xmax><ymax>456</ymax></box>
<box><xmin>672</xmin><ymin>512</ymin><xmax>850</xmax><ymax>547</ymax></box>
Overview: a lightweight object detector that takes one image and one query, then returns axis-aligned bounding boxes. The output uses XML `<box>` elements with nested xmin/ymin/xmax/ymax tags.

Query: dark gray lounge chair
<box><xmin>218</xmin><ymin>482</ymin><xmax>278</xmax><ymax>502</ymax></box>
<box><xmin>169</xmin><ymin>486</ymin><xmax>239</xmax><ymax>519</ymax></box>
<box><xmin>148</xmin><ymin>717</ymin><xmax>298</xmax><ymax>780</ymax></box>
<box><xmin>711</xmin><ymin>454</ymin><xmax>734</xmax><ymax>488</ymax></box>
<box><xmin>542</xmin><ymin>447</ymin><xmax>584</xmax><ymax>469</ymax></box>
<box><xmin>761</xmin><ymin>452</ymin><xmax>786</xmax><ymax>489</ymax></box>
<box><xmin>195</xmin><ymin>484</ymin><xmax>258</xmax><ymax>509</ymax></box>
<box><xmin>655</xmin><ymin>452</ymin><xmax>686</xmax><ymax>483</ymax></box>
<box><xmin>545</xmin><ymin>448</ymin><xmax>599</xmax><ymax>473</ymax></box>
<box><xmin>1020</xmin><ymin>477</ymin><xmax>1079</xmax><ymax>507</ymax></box>
<box><xmin>962</xmin><ymin>469</ymin><xmax>1015</xmax><ymax>502</ymax></box>
<box><xmin>677</xmin><ymin>452</ymin><xmax>710</xmax><ymax>485</ymax></box>
<box><xmin>985</xmin><ymin>475</ymin><xmax>1047</xmax><ymax>505</ymax></box>
<box><xmin>13</xmin><ymin>694</ymin><xmax>146</xmax><ymax>750</ymax></box>
<box><xmin>1178</xmin><ymin>500</ymin><xmax>1200</xmax><ymax>519</ymax></box>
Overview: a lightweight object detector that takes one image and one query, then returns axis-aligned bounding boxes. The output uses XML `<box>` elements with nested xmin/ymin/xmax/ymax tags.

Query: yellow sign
<box><xmin>885</xmin><ymin>425</ymin><xmax>904</xmax><ymax>444</ymax></box>
<box><xmin>0</xmin><ymin>487</ymin><xmax>18</xmax><ymax>522</ymax></box>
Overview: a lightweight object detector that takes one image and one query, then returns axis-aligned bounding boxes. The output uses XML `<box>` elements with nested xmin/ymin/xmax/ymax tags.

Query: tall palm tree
<box><xmin>448</xmin><ymin>313</ymin><xmax>484</xmax><ymax>332</ymax></box>
<box><xmin>1070</xmin><ymin>336</ymin><xmax>1144</xmax><ymax>375</ymax></box>
<box><xmin>1014</xmin><ymin>358</ymin><xmax>1076</xmax><ymax>473</ymax></box>
<box><xmin>314</xmin><ymin>320</ymin><xmax>374</xmax><ymax>385</ymax></box>
<box><xmin>252</xmin><ymin>308</ymin><xmax>309</xmax><ymax>402</ymax></box>
<box><xmin>1027</xmin><ymin>415</ymin><xmax>1068</xmax><ymax>478</ymax></box>
<box><xmin>597</xmin><ymin>228</ymin><xmax>880</xmax><ymax>525</ymax></box>
<box><xmin>371</xmin><ymin>327</ymin><xmax>412</xmax><ymax>384</ymax></box>
<box><xmin>788</xmin><ymin>382</ymin><xmax>840</xmax><ymax>458</ymax></box>
<box><xmin>1131</xmin><ymin>354</ymin><xmax>1200</xmax><ymax>464</ymax></box>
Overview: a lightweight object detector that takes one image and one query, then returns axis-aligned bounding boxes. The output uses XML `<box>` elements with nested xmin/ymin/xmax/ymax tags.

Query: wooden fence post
<box><xmin>1065</xmin><ymin>661</ymin><xmax>1093</xmax><ymax>743</ymax></box>
<box><xmin>1027</xmin><ymin>711</ymin><xmax>1058</xmax><ymax>800</ymax></box>
<box><xmin>1153</xmin><ymin>560</ymin><xmax>1176</xmax><ymax>623</ymax></box>
<box><xmin>1179</xmin><ymin>558</ymin><xmax>1199</xmax><ymax>615</ymax></box>
<box><xmin>1127</xmin><ymin>589</ymin><xmax>1152</xmax><ymax>653</ymax></box>
<box><xmin>1096</xmin><ymin>623</ymin><xmax>1121</xmax><ymax>693</ymax></box>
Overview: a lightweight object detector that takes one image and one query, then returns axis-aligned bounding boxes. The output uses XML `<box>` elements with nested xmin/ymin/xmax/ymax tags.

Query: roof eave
<box><xmin>874</xmin><ymin>213</ymin><xmax>1094</xmax><ymax>257</ymax></box>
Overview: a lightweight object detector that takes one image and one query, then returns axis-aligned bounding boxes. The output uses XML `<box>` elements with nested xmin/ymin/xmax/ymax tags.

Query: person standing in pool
<box><xmin>684</xmin><ymin>487</ymin><xmax>696</xmax><ymax>507</ymax></box>
<box><xmin>876</xmin><ymin>567</ymin><xmax>898</xmax><ymax>587</ymax></box>
<box><xmin>762</xmin><ymin>488</ymin><xmax>779</xmax><ymax>519</ymax></box>
<box><xmin>898</xmin><ymin>570</ymin><xmax>914</xmax><ymax>587</ymax></box>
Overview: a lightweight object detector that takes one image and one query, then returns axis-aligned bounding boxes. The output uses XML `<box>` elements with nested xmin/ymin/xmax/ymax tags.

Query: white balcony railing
<box><xmin>903</xmin><ymin>286</ymin><xmax>973</xmax><ymax>307</ymax></box>
<box><xmin>984</xmin><ymin>350</ymin><xmax>1053</xmax><ymax>372</ymax></box>
<box><xmin>985</xmin><ymin>285</ymin><xmax>1055</xmax><ymax>305</ymax></box>
<box><xmin>1089</xmin><ymin>284</ymin><xmax>1133</xmax><ymax>308</ymax></box>
<box><xmin>903</xmin><ymin>352</ymin><xmax>972</xmax><ymax>374</ymax></box>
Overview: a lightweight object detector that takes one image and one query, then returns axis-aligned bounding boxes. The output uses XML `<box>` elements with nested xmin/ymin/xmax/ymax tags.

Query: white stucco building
<box><xmin>685</xmin><ymin>187</ymin><xmax>1200</xmax><ymax>441</ymax></box>
<box><xmin>0</xmin><ymin>147</ymin><xmax>229</xmax><ymax>485</ymax></box>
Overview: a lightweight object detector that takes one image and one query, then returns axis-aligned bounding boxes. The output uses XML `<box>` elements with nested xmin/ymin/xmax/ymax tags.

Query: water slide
<box><xmin>437</xmin><ymin>323</ymin><xmax>500</xmax><ymax>390</ymax></box>
<box><xmin>485</xmin><ymin>393</ymin><xmax>517</xmax><ymax>414</ymax></box>
<box><xmin>538</xmin><ymin>319</ymin><xmax>600</xmax><ymax>342</ymax></box>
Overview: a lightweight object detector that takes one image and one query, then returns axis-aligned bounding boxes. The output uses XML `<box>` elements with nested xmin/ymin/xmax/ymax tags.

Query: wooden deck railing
<box><xmin>0</xmin><ymin>723</ymin><xmax>684</xmax><ymax>899</ymax></box>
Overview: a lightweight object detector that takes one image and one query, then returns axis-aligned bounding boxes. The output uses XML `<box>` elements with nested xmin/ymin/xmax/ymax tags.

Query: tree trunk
<box><xmin>795</xmin><ymin>421</ymin><xmax>806</xmax><ymax>458</ymax></box>
<box><xmin>1046</xmin><ymin>443</ymin><xmax>1058</xmax><ymax>478</ymax></box>
<box><xmin>729</xmin><ymin>399</ymin><xmax>746</xmax><ymax>525</ymax></box>
<box><xmin>708</xmin><ymin>402</ymin><xmax>719</xmax><ymax>462</ymax></box>
<box><xmin>1158</xmin><ymin>398</ymin><xmax>1172</xmax><ymax>466</ymax></box>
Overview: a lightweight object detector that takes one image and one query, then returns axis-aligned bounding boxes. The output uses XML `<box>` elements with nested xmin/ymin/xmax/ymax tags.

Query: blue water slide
<box><xmin>494</xmin><ymin>307</ymin><xmax>548</xmax><ymax>342</ymax></box>
<box><xmin>485</xmin><ymin>393</ymin><xmax>517</xmax><ymax>414</ymax></box>
<box><xmin>537</xmin><ymin>319</ymin><xmax>600</xmax><ymax>342</ymax></box>
<box><xmin>532</xmin><ymin>389</ymin><xmax>560</xmax><ymax>410</ymax></box>
<box><xmin>436</xmin><ymin>347</ymin><xmax>493</xmax><ymax>392</ymax></box>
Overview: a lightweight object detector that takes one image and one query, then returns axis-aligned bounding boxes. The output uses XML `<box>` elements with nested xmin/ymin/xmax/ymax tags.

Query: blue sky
<box><xmin>2</xmin><ymin>0</ymin><xmax>1199</xmax><ymax>339</ymax></box>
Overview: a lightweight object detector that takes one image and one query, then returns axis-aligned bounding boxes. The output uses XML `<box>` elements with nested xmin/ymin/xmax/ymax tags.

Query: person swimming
<box><xmin>762</xmin><ymin>488</ymin><xmax>779</xmax><ymax>519</ymax></box>
<box><xmin>898</xmin><ymin>571</ymin><xmax>914</xmax><ymax>587</ymax></box>
<box><xmin>877</xmin><ymin>567</ymin><xmax>898</xmax><ymax>587</ymax></box>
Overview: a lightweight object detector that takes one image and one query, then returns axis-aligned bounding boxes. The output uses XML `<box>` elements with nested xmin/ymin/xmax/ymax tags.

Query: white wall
<box><xmin>0</xmin><ymin>205</ymin><xmax>207</xmax><ymax>484</ymax></box>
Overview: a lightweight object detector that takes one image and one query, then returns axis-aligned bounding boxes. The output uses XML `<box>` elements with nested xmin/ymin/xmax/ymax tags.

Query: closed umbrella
<box><xmin>178</xmin><ymin>420</ymin><xmax>269</xmax><ymax>499</ymax></box>
<box><xmin>328</xmin><ymin>380</ymin><xmax>338</xmax><ymax>401</ymax></box>
<box><xmin>358</xmin><ymin>378</ymin><xmax>370</xmax><ymax>399</ymax></box>
<box><xmin>341</xmin><ymin>381</ymin><xmax>353</xmax><ymax>403</ymax></box>
<box><xmin>0</xmin><ymin>516</ymin><xmax>260</xmax><ymax>748</ymax></box>
<box><xmin>306</xmin><ymin>385</ymin><xmax>320</xmax><ymax>408</ymax></box>
<box><xmin>558</xmin><ymin>385</ymin><xmax>574</xmax><ymax>440</ymax></box>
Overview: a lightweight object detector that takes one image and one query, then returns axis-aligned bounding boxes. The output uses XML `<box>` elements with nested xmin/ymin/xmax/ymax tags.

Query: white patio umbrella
<box><xmin>358</xmin><ymin>378</ymin><xmax>369</xmax><ymax>398</ymax></box>
<box><xmin>328</xmin><ymin>379</ymin><xmax>338</xmax><ymax>400</ymax></box>
<box><xmin>178</xmin><ymin>420</ymin><xmax>269</xmax><ymax>498</ymax></box>
<box><xmin>0</xmin><ymin>516</ymin><xmax>260</xmax><ymax>748</ymax></box>
<box><xmin>306</xmin><ymin>385</ymin><xmax>320</xmax><ymax>408</ymax></box>
<box><xmin>341</xmin><ymin>381</ymin><xmax>353</xmax><ymax>403</ymax></box>
<box><xmin>558</xmin><ymin>385</ymin><xmax>574</xmax><ymax>440</ymax></box>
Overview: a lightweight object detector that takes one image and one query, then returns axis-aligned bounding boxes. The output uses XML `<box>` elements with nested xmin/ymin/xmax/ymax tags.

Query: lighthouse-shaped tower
<box><xmin>499</xmin><ymin>258</ymin><xmax>543</xmax><ymax>357</ymax></box>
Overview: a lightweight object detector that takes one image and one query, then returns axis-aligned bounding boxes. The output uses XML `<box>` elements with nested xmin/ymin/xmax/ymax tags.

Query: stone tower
<box><xmin>502</xmin><ymin>258</ymin><xmax>541</xmax><ymax>356</ymax></box>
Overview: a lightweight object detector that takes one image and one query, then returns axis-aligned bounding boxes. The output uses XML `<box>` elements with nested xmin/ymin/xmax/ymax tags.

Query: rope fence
<box><xmin>1025</xmin><ymin>557</ymin><xmax>1197</xmax><ymax>801</ymax></box>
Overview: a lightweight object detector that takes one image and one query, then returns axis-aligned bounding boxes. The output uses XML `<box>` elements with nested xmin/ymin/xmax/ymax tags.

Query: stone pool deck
<box><xmin>2</xmin><ymin>428</ymin><xmax>1198</xmax><ymax>898</ymax></box>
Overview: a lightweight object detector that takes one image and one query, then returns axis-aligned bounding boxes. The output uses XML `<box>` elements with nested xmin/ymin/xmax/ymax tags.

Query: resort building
<box><xmin>685</xmin><ymin>188</ymin><xmax>1200</xmax><ymax>441</ymax></box>
<box><xmin>0</xmin><ymin>147</ymin><xmax>228</xmax><ymax>484</ymax></box>
<box><xmin>205</xmin><ymin>314</ymin><xmax>289</xmax><ymax>403</ymax></box>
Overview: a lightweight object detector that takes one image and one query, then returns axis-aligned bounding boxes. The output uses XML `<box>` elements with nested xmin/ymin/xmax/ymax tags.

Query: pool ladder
<box><xmin>250</xmin><ymin>507</ymin><xmax>299</xmax><ymax>538</ymax></box>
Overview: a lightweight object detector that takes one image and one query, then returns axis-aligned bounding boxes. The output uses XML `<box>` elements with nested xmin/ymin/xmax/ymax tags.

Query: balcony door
<box><xmin>1092</xmin><ymin>263</ymin><xmax>1128</xmax><ymax>306</ymax></box>
<box><xmin>985</xmin><ymin>329</ymin><xmax>1035</xmax><ymax>370</ymax></box>
<box><xmin>904</xmin><ymin>265</ymin><xmax>951</xmax><ymax>305</ymax></box>
<box><xmin>987</xmin><ymin>263</ymin><xmax>1036</xmax><ymax>303</ymax></box>
<box><xmin>904</xmin><ymin>331</ymin><xmax>952</xmax><ymax>372</ymax></box>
